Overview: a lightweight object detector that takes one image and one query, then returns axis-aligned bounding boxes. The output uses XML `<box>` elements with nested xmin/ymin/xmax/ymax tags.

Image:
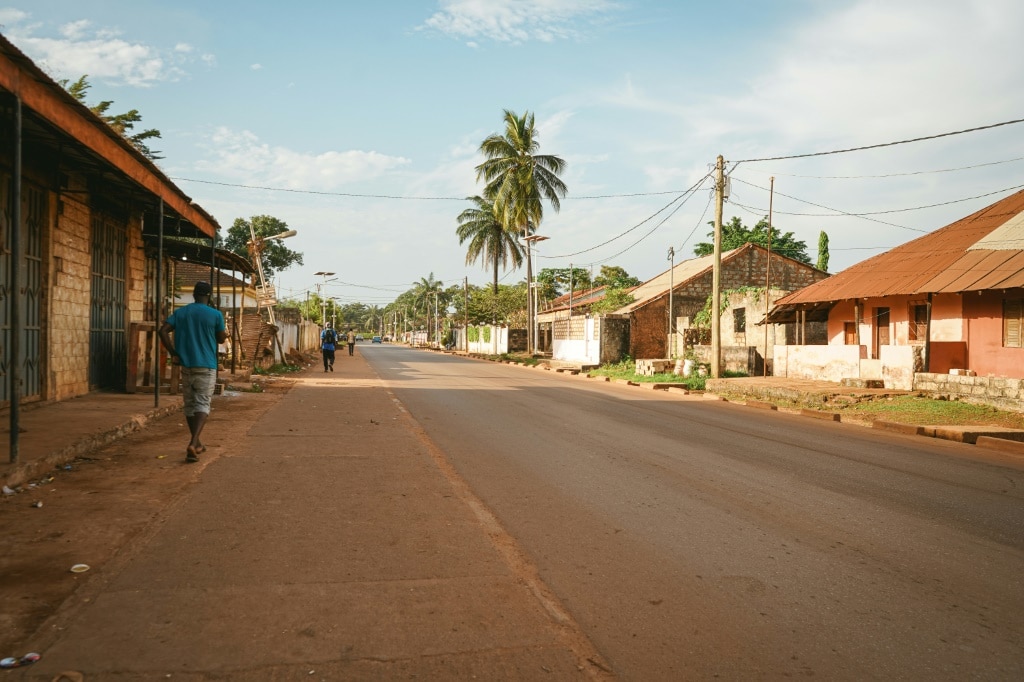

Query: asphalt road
<box><xmin>363</xmin><ymin>345</ymin><xmax>1024</xmax><ymax>680</ymax></box>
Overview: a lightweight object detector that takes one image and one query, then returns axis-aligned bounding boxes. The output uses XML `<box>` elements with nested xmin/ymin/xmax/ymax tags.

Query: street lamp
<box><xmin>314</xmin><ymin>271</ymin><xmax>336</xmax><ymax>326</ymax></box>
<box><xmin>522</xmin><ymin>233</ymin><xmax>549</xmax><ymax>355</ymax></box>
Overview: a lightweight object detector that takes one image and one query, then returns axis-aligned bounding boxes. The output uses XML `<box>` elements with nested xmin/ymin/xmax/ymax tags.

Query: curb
<box><xmin>799</xmin><ymin>408</ymin><xmax>840</xmax><ymax>422</ymax></box>
<box><xmin>872</xmin><ymin>420</ymin><xmax>925</xmax><ymax>436</ymax></box>
<box><xmin>2</xmin><ymin>399</ymin><xmax>183</xmax><ymax>489</ymax></box>
<box><xmin>975</xmin><ymin>436</ymin><xmax>1024</xmax><ymax>457</ymax></box>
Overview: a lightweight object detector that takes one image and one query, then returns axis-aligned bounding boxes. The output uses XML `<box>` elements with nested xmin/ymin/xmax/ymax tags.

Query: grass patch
<box><xmin>585</xmin><ymin>359</ymin><xmax>745</xmax><ymax>391</ymax></box>
<box><xmin>253</xmin><ymin>363</ymin><xmax>302</xmax><ymax>375</ymax></box>
<box><xmin>836</xmin><ymin>396</ymin><xmax>1024</xmax><ymax>428</ymax></box>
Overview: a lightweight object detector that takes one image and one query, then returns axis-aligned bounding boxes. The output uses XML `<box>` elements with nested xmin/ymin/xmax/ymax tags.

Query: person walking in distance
<box><xmin>346</xmin><ymin>328</ymin><xmax>357</xmax><ymax>356</ymax></box>
<box><xmin>159</xmin><ymin>281</ymin><xmax>228</xmax><ymax>463</ymax></box>
<box><xmin>321</xmin><ymin>322</ymin><xmax>337</xmax><ymax>372</ymax></box>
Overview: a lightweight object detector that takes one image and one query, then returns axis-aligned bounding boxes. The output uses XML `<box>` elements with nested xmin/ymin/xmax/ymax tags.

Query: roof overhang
<box><xmin>765</xmin><ymin>300</ymin><xmax>834</xmax><ymax>324</ymax></box>
<box><xmin>0</xmin><ymin>34</ymin><xmax>219</xmax><ymax>239</ymax></box>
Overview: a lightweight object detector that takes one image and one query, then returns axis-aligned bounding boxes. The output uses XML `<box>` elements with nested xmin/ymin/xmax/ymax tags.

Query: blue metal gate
<box><xmin>89</xmin><ymin>213</ymin><xmax>127</xmax><ymax>390</ymax></box>
<box><xmin>0</xmin><ymin>177</ymin><xmax>42</xmax><ymax>403</ymax></box>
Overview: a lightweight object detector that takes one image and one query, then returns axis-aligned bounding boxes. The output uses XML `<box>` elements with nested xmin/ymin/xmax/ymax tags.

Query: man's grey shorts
<box><xmin>181</xmin><ymin>367</ymin><xmax>217</xmax><ymax>417</ymax></box>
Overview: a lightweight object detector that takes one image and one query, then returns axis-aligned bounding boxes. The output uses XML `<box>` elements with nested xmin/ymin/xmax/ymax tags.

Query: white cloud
<box><xmin>702</xmin><ymin>0</ymin><xmax>1024</xmax><ymax>150</ymax></box>
<box><xmin>419</xmin><ymin>0</ymin><xmax>620</xmax><ymax>44</ymax></box>
<box><xmin>194</xmin><ymin>127</ymin><xmax>413</xmax><ymax>190</ymax></box>
<box><xmin>250</xmin><ymin>63</ymin><xmax>263</xmax><ymax>71</ymax></box>
<box><xmin>2</xmin><ymin>11</ymin><xmax>207</xmax><ymax>86</ymax></box>
<box><xmin>0</xmin><ymin>8</ymin><xmax>28</xmax><ymax>25</ymax></box>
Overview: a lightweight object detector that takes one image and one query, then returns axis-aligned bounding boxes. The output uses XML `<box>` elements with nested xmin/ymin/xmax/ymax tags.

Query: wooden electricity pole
<box><xmin>711</xmin><ymin>155</ymin><xmax>725</xmax><ymax>378</ymax></box>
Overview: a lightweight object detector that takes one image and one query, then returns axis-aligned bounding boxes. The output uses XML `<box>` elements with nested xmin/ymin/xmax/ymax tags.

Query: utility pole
<box><xmin>463</xmin><ymin>277</ymin><xmax>469</xmax><ymax>352</ymax></box>
<box><xmin>667</xmin><ymin>247</ymin><xmax>675</xmax><ymax>358</ymax></box>
<box><xmin>765</xmin><ymin>176</ymin><xmax>774</xmax><ymax>377</ymax></box>
<box><xmin>712</xmin><ymin>155</ymin><xmax>725</xmax><ymax>378</ymax></box>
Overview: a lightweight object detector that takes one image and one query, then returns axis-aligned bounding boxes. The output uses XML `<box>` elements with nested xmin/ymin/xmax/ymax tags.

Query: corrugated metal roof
<box><xmin>613</xmin><ymin>249</ymin><xmax>726</xmax><ymax>314</ymax></box>
<box><xmin>774</xmin><ymin>187</ymin><xmax>1024</xmax><ymax>307</ymax></box>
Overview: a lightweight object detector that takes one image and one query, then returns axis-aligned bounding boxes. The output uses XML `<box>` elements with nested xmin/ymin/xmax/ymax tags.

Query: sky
<box><xmin>3</xmin><ymin>0</ymin><xmax>1024</xmax><ymax>308</ymax></box>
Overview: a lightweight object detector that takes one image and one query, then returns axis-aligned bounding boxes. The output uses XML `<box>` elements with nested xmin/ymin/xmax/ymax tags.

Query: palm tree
<box><xmin>456</xmin><ymin>194</ymin><xmax>524</xmax><ymax>294</ymax></box>
<box><xmin>475</xmin><ymin>109</ymin><xmax>568</xmax><ymax>239</ymax></box>
<box><xmin>362</xmin><ymin>305</ymin><xmax>382</xmax><ymax>335</ymax></box>
<box><xmin>411</xmin><ymin>273</ymin><xmax>444</xmax><ymax>334</ymax></box>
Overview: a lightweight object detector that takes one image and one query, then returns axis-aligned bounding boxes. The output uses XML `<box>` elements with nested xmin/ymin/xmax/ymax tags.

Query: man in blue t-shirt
<box><xmin>321</xmin><ymin>322</ymin><xmax>337</xmax><ymax>372</ymax></box>
<box><xmin>159</xmin><ymin>281</ymin><xmax>228</xmax><ymax>463</ymax></box>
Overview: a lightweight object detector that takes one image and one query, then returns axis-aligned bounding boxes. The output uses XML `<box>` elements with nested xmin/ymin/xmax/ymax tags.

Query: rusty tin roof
<box><xmin>774</xmin><ymin>186</ymin><xmax>1024</xmax><ymax>308</ymax></box>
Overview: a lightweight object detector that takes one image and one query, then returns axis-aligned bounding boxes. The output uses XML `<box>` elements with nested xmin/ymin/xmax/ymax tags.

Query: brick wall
<box><xmin>628</xmin><ymin>247</ymin><xmax>829</xmax><ymax>361</ymax></box>
<box><xmin>50</xmin><ymin>177</ymin><xmax>91</xmax><ymax>399</ymax></box>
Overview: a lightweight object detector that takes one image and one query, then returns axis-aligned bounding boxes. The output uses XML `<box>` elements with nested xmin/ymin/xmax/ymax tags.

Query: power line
<box><xmin>171</xmin><ymin>176</ymin><xmax>694</xmax><ymax>201</ymax></box>
<box><xmin>732</xmin><ymin>181</ymin><xmax>1024</xmax><ymax>218</ymax></box>
<box><xmin>734</xmin><ymin>117</ymin><xmax>1024</xmax><ymax>164</ymax></box>
<box><xmin>730</xmin><ymin>177</ymin><xmax>1024</xmax><ymax>235</ymax></box>
<box><xmin>542</xmin><ymin>173</ymin><xmax>713</xmax><ymax>260</ymax></box>
<box><xmin>740</xmin><ymin>154</ymin><xmax>1024</xmax><ymax>179</ymax></box>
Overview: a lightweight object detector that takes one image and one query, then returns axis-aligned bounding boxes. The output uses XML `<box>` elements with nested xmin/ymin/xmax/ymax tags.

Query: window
<box><xmin>909</xmin><ymin>302</ymin><xmax>928</xmax><ymax>342</ymax></box>
<box><xmin>1004</xmin><ymin>299</ymin><xmax>1023</xmax><ymax>348</ymax></box>
<box><xmin>733</xmin><ymin>307</ymin><xmax>746</xmax><ymax>333</ymax></box>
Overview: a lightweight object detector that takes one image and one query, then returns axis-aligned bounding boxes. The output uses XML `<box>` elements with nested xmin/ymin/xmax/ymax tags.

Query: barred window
<box><xmin>733</xmin><ymin>308</ymin><xmax>746</xmax><ymax>333</ymax></box>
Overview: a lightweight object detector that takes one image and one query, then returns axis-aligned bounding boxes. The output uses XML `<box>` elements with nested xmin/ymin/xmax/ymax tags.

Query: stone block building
<box><xmin>0</xmin><ymin>34</ymin><xmax>243</xmax><ymax>417</ymax></box>
<box><xmin>613</xmin><ymin>243</ymin><xmax>829</xmax><ymax>368</ymax></box>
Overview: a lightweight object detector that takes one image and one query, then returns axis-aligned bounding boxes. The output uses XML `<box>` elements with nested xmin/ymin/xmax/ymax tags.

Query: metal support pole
<box><xmin>9</xmin><ymin>96</ymin><xmax>22</xmax><ymax>463</ymax></box>
<box><xmin>153</xmin><ymin>202</ymin><xmax>163</xmax><ymax>407</ymax></box>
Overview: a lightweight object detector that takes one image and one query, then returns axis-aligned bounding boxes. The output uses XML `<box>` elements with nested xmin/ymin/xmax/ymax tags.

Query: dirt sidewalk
<box><xmin>1</xmin><ymin>352</ymin><xmax>609</xmax><ymax>680</ymax></box>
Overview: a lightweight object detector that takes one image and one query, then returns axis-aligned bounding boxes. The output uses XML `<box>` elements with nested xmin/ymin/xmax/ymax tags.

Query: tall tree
<box><xmin>816</xmin><ymin>231</ymin><xmax>830</xmax><ymax>272</ymax></box>
<box><xmin>475</xmin><ymin>109</ymin><xmax>568</xmax><ymax>239</ymax></box>
<box><xmin>223</xmin><ymin>215</ymin><xmax>303</xmax><ymax>279</ymax></box>
<box><xmin>456</xmin><ymin>194</ymin><xmax>524</xmax><ymax>293</ymax></box>
<box><xmin>536</xmin><ymin>267</ymin><xmax>592</xmax><ymax>300</ymax></box>
<box><xmin>592</xmin><ymin>265</ymin><xmax>641</xmax><ymax>289</ymax></box>
<box><xmin>59</xmin><ymin>75</ymin><xmax>163</xmax><ymax>160</ymax></box>
<box><xmin>694</xmin><ymin>216</ymin><xmax>810</xmax><ymax>264</ymax></box>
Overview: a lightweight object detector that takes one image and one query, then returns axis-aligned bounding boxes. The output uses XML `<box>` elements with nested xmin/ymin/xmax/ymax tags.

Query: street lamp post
<box><xmin>314</xmin><ymin>271</ymin><xmax>336</xmax><ymax>327</ymax></box>
<box><xmin>522</xmin><ymin>233</ymin><xmax>549</xmax><ymax>355</ymax></box>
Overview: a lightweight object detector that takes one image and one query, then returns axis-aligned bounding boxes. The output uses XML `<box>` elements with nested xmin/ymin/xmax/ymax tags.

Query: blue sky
<box><xmin>3</xmin><ymin>0</ymin><xmax>1024</xmax><ymax>307</ymax></box>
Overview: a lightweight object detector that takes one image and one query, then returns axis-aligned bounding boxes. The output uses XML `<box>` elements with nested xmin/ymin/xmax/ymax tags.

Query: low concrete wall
<box><xmin>774</xmin><ymin>345</ymin><xmax>862</xmax><ymax>382</ymax></box>
<box><xmin>691</xmin><ymin>346</ymin><xmax>761</xmax><ymax>375</ymax></box>
<box><xmin>880</xmin><ymin>345</ymin><xmax>923</xmax><ymax>390</ymax></box>
<box><xmin>915</xmin><ymin>373</ymin><xmax>1024</xmax><ymax>411</ymax></box>
<box><xmin>775</xmin><ymin>344</ymin><xmax>923</xmax><ymax>389</ymax></box>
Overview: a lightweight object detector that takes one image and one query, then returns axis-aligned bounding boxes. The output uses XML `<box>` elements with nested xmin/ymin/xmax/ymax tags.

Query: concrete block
<box><xmin>872</xmin><ymin>420</ymin><xmax>926</xmax><ymax>436</ymax></box>
<box><xmin>800</xmin><ymin>409</ymin><xmax>840</xmax><ymax>422</ymax></box>
<box><xmin>745</xmin><ymin>400</ymin><xmax>778</xmax><ymax>411</ymax></box>
<box><xmin>975</xmin><ymin>436</ymin><xmax>1024</xmax><ymax>457</ymax></box>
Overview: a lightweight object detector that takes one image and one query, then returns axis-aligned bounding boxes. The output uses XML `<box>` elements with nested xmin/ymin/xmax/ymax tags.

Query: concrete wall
<box><xmin>774</xmin><ymin>344</ymin><xmax>863</xmax><ymax>382</ymax></box>
<box><xmin>691</xmin><ymin>345</ymin><xmax>762</xmax><ymax>375</ymax></box>
<box><xmin>455</xmin><ymin>325</ymin><xmax>511</xmax><ymax>355</ymax></box>
<box><xmin>552</xmin><ymin>316</ymin><xmax>601</xmax><ymax>366</ymax></box>
<box><xmin>915</xmin><ymin>373</ymin><xmax>1024</xmax><ymax>411</ymax></box>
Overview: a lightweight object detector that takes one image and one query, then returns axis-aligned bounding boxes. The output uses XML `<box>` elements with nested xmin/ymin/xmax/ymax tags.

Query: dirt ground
<box><xmin>0</xmin><ymin>376</ymin><xmax>295</xmax><ymax>657</ymax></box>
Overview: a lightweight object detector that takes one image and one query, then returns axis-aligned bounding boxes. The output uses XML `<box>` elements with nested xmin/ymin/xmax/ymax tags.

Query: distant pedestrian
<box><xmin>159</xmin><ymin>281</ymin><xmax>227</xmax><ymax>463</ymax></box>
<box><xmin>321</xmin><ymin>323</ymin><xmax>337</xmax><ymax>372</ymax></box>
<box><xmin>346</xmin><ymin>328</ymin><xmax>357</xmax><ymax>356</ymax></box>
